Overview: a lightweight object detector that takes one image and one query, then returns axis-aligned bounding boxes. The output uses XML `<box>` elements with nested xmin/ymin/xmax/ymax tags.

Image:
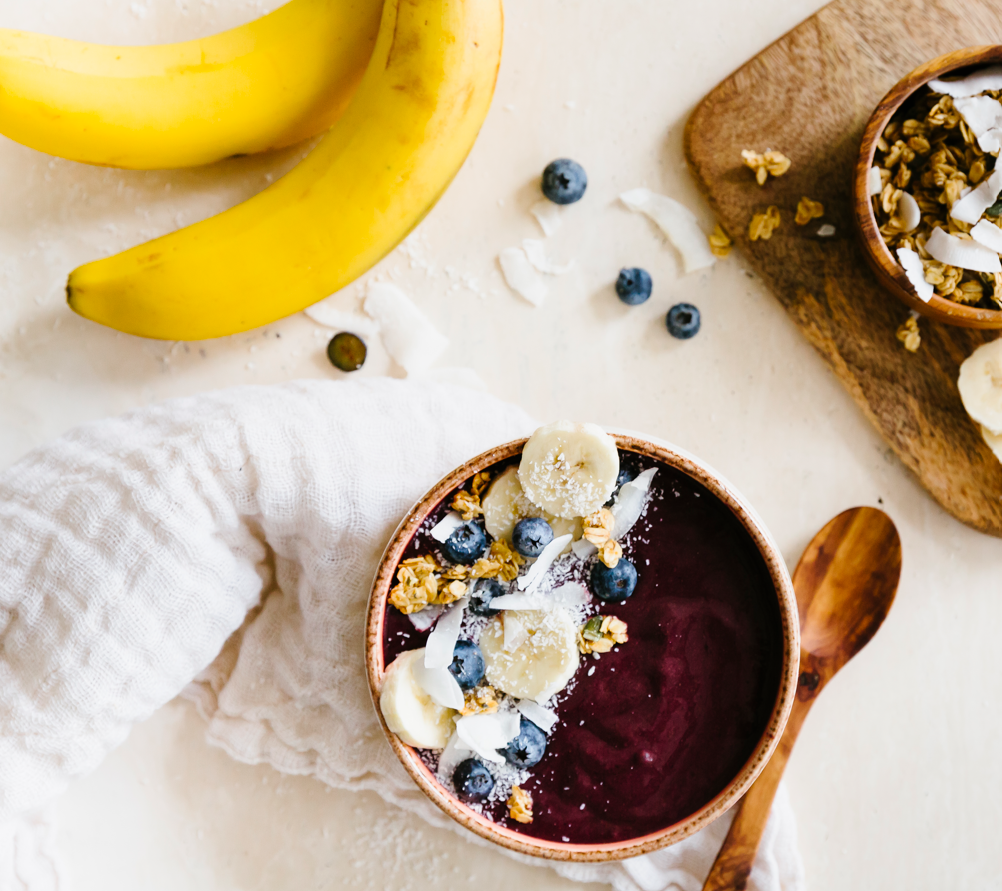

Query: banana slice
<box><xmin>480</xmin><ymin>608</ymin><xmax>580</xmax><ymax>703</ymax></box>
<box><xmin>982</xmin><ymin>424</ymin><xmax>1002</xmax><ymax>463</ymax></box>
<box><xmin>518</xmin><ymin>421</ymin><xmax>620</xmax><ymax>519</ymax></box>
<box><xmin>481</xmin><ymin>466</ymin><xmax>582</xmax><ymax>553</ymax></box>
<box><xmin>959</xmin><ymin>339</ymin><xmax>1002</xmax><ymax>435</ymax></box>
<box><xmin>379</xmin><ymin>649</ymin><xmax>456</xmax><ymax>749</ymax></box>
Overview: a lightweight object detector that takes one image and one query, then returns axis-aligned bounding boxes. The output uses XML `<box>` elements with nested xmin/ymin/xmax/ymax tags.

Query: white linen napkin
<box><xmin>0</xmin><ymin>378</ymin><xmax>804</xmax><ymax>891</ymax></box>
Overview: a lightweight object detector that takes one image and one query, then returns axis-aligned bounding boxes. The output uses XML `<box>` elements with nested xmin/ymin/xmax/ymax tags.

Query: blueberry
<box><xmin>541</xmin><ymin>158</ymin><xmax>587</xmax><ymax>205</ymax></box>
<box><xmin>469</xmin><ymin>578</ymin><xmax>505</xmax><ymax>617</ymax></box>
<box><xmin>326</xmin><ymin>332</ymin><xmax>366</xmax><ymax>371</ymax></box>
<box><xmin>666</xmin><ymin>303</ymin><xmax>701</xmax><ymax>340</ymax></box>
<box><xmin>499</xmin><ymin>716</ymin><xmax>547</xmax><ymax>768</ymax></box>
<box><xmin>453</xmin><ymin>758</ymin><xmax>494</xmax><ymax>803</ymax></box>
<box><xmin>590</xmin><ymin>557</ymin><xmax>638</xmax><ymax>601</ymax></box>
<box><xmin>512</xmin><ymin>517</ymin><xmax>554</xmax><ymax>557</ymax></box>
<box><xmin>442</xmin><ymin>521</ymin><xmax>487</xmax><ymax>565</ymax></box>
<box><xmin>448</xmin><ymin>640</ymin><xmax>485</xmax><ymax>690</ymax></box>
<box><xmin>615</xmin><ymin>268</ymin><xmax>652</xmax><ymax>305</ymax></box>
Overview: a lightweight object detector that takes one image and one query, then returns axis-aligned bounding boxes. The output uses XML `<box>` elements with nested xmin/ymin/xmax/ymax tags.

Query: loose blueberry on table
<box><xmin>541</xmin><ymin>158</ymin><xmax>587</xmax><ymax>205</ymax></box>
<box><xmin>379</xmin><ymin>420</ymin><xmax>782</xmax><ymax>843</ymax></box>
<box><xmin>615</xmin><ymin>267</ymin><xmax>653</xmax><ymax>305</ymax></box>
<box><xmin>666</xmin><ymin>302</ymin><xmax>701</xmax><ymax>339</ymax></box>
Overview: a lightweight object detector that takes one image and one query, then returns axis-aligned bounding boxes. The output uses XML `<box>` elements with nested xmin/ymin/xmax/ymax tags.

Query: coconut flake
<box><xmin>490</xmin><ymin>593</ymin><xmax>546</xmax><ymax>611</ymax></box>
<box><xmin>363</xmin><ymin>283</ymin><xmax>448</xmax><ymax>375</ymax></box>
<box><xmin>929</xmin><ymin>66</ymin><xmax>1002</xmax><ymax>98</ymax></box>
<box><xmin>529</xmin><ymin>200</ymin><xmax>563</xmax><ymax>236</ymax></box>
<box><xmin>412</xmin><ymin>659</ymin><xmax>464</xmax><ymax>710</ymax></box>
<box><xmin>951</xmin><ymin>168</ymin><xmax>1002</xmax><ymax>224</ymax></box>
<box><xmin>868</xmin><ymin>166</ymin><xmax>883</xmax><ymax>196</ymax></box>
<box><xmin>454</xmin><ymin>712</ymin><xmax>520</xmax><ymax>763</ymax></box>
<box><xmin>550</xmin><ymin>582</ymin><xmax>590</xmax><ymax>609</ymax></box>
<box><xmin>424</xmin><ymin>596</ymin><xmax>467</xmax><ymax>669</ymax></box>
<box><xmin>570</xmin><ymin>537</ymin><xmax>597</xmax><ymax>560</ymax></box>
<box><xmin>430</xmin><ymin>511</ymin><xmax>466</xmax><ymax>544</ymax></box>
<box><xmin>896</xmin><ymin>191</ymin><xmax>921</xmax><ymax>232</ymax></box>
<box><xmin>304</xmin><ymin>301</ymin><xmax>381</xmax><ymax>338</ymax></box>
<box><xmin>611</xmin><ymin>468</ymin><xmax>658</xmax><ymax>539</ymax></box>
<box><xmin>972</xmin><ymin>219</ymin><xmax>1002</xmax><ymax>253</ymax></box>
<box><xmin>926</xmin><ymin>226</ymin><xmax>1002</xmax><ymax>272</ymax></box>
<box><xmin>407</xmin><ymin>604</ymin><xmax>444</xmax><ymax>632</ymax></box>
<box><xmin>499</xmin><ymin>247</ymin><xmax>548</xmax><ymax>307</ymax></box>
<box><xmin>619</xmin><ymin>188</ymin><xmax>716</xmax><ymax>273</ymax></box>
<box><xmin>516</xmin><ymin>699</ymin><xmax>558</xmax><ymax>733</ymax></box>
<box><xmin>437</xmin><ymin>730</ymin><xmax>470</xmax><ymax>778</ymax></box>
<box><xmin>516</xmin><ymin>534</ymin><xmax>573</xmax><ymax>592</ymax></box>
<box><xmin>896</xmin><ymin>248</ymin><xmax>935</xmax><ymax>303</ymax></box>
<box><xmin>523</xmin><ymin>239</ymin><xmax>574</xmax><ymax>274</ymax></box>
<box><xmin>503</xmin><ymin>614</ymin><xmax>529</xmax><ymax>651</ymax></box>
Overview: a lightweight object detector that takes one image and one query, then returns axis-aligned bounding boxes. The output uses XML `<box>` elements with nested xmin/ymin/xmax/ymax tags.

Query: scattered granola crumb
<box><xmin>582</xmin><ymin>508</ymin><xmax>615</xmax><ymax>547</ymax></box>
<box><xmin>578</xmin><ymin>614</ymin><xmax>629</xmax><ymax>654</ymax></box>
<box><xmin>708</xmin><ymin>223</ymin><xmax>732</xmax><ymax>258</ymax></box>
<box><xmin>795</xmin><ymin>197</ymin><xmax>824</xmax><ymax>226</ymax></box>
<box><xmin>748</xmin><ymin>206</ymin><xmax>781</xmax><ymax>241</ymax></box>
<box><xmin>507</xmin><ymin>786</ymin><xmax>533</xmax><ymax>823</ymax></box>
<box><xmin>460</xmin><ymin>685</ymin><xmax>499</xmax><ymax>716</ymax></box>
<box><xmin>598</xmin><ymin>539</ymin><xmax>623</xmax><ymax>568</ymax></box>
<box><xmin>471</xmin><ymin>539</ymin><xmax>524</xmax><ymax>582</ymax></box>
<box><xmin>389</xmin><ymin>555</ymin><xmax>467</xmax><ymax>613</ymax></box>
<box><xmin>896</xmin><ymin>314</ymin><xmax>921</xmax><ymax>352</ymax></box>
<box><xmin>451</xmin><ymin>489</ymin><xmax>482</xmax><ymax>521</ymax></box>
<box><xmin>741</xmin><ymin>148</ymin><xmax>791</xmax><ymax>185</ymax></box>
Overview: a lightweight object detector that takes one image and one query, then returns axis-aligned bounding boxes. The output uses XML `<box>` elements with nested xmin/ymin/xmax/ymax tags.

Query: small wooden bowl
<box><xmin>854</xmin><ymin>46</ymin><xmax>1002</xmax><ymax>329</ymax></box>
<box><xmin>365</xmin><ymin>433</ymin><xmax>800</xmax><ymax>862</ymax></box>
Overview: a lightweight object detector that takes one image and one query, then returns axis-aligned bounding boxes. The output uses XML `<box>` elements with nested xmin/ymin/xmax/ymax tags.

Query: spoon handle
<box><xmin>700</xmin><ymin>692</ymin><xmax>813</xmax><ymax>890</ymax></box>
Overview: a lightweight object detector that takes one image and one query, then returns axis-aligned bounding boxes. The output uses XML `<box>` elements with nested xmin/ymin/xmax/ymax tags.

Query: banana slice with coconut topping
<box><xmin>518</xmin><ymin>421</ymin><xmax>620</xmax><ymax>519</ymax></box>
<box><xmin>380</xmin><ymin>649</ymin><xmax>457</xmax><ymax>749</ymax></box>
<box><xmin>480</xmin><ymin>608</ymin><xmax>580</xmax><ymax>703</ymax></box>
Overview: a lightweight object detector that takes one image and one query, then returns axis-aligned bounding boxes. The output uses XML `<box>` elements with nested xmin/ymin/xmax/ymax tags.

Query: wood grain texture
<box><xmin>684</xmin><ymin>0</ymin><xmax>1002</xmax><ymax>537</ymax></box>
<box><xmin>702</xmin><ymin>508</ymin><xmax>901</xmax><ymax>891</ymax></box>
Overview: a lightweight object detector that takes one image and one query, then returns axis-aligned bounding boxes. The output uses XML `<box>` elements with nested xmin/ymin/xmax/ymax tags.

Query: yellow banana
<box><xmin>66</xmin><ymin>0</ymin><xmax>503</xmax><ymax>339</ymax></box>
<box><xmin>0</xmin><ymin>0</ymin><xmax>382</xmax><ymax>169</ymax></box>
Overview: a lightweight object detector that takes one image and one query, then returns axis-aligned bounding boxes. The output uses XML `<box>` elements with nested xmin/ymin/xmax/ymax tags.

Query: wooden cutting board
<box><xmin>685</xmin><ymin>0</ymin><xmax>1002</xmax><ymax>538</ymax></box>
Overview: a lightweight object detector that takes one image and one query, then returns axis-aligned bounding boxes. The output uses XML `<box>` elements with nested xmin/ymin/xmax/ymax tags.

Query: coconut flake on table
<box><xmin>926</xmin><ymin>226</ymin><xmax>1002</xmax><ymax>273</ymax></box>
<box><xmin>928</xmin><ymin>65</ymin><xmax>1002</xmax><ymax>98</ymax></box>
<box><xmin>503</xmin><ymin>613</ymin><xmax>529</xmax><ymax>651</ymax></box>
<box><xmin>522</xmin><ymin>239</ymin><xmax>574</xmax><ymax>274</ymax></box>
<box><xmin>303</xmin><ymin>300</ymin><xmax>381</xmax><ymax>338</ymax></box>
<box><xmin>868</xmin><ymin>165</ymin><xmax>884</xmax><ymax>196</ymax></box>
<box><xmin>430</xmin><ymin>511</ymin><xmax>466</xmax><ymax>543</ymax></box>
<box><xmin>412</xmin><ymin>659</ymin><xmax>465</xmax><ymax>710</ymax></box>
<box><xmin>516</xmin><ymin>533</ymin><xmax>573</xmax><ymax>592</ymax></box>
<box><xmin>896</xmin><ymin>191</ymin><xmax>921</xmax><ymax>232</ymax></box>
<box><xmin>611</xmin><ymin>467</ymin><xmax>658</xmax><ymax>540</ymax></box>
<box><xmin>424</xmin><ymin>596</ymin><xmax>467</xmax><ymax>669</ymax></box>
<box><xmin>529</xmin><ymin>200</ymin><xmax>563</xmax><ymax>236</ymax></box>
<box><xmin>454</xmin><ymin>711</ymin><xmax>521</xmax><ymax>763</ymax></box>
<box><xmin>950</xmin><ymin>168</ymin><xmax>1002</xmax><ymax>224</ymax></box>
<box><xmin>498</xmin><ymin>247</ymin><xmax>549</xmax><ymax>306</ymax></box>
<box><xmin>619</xmin><ymin>188</ymin><xmax>716</xmax><ymax>273</ymax></box>
<box><xmin>896</xmin><ymin>248</ymin><xmax>935</xmax><ymax>302</ymax></box>
<box><xmin>516</xmin><ymin>699</ymin><xmax>558</xmax><ymax>733</ymax></box>
<box><xmin>971</xmin><ymin>219</ymin><xmax>1002</xmax><ymax>253</ymax></box>
<box><xmin>363</xmin><ymin>282</ymin><xmax>448</xmax><ymax>375</ymax></box>
<box><xmin>407</xmin><ymin>603</ymin><xmax>444</xmax><ymax>632</ymax></box>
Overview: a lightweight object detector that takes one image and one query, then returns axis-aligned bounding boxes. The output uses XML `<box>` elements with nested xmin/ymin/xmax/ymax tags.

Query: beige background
<box><xmin>1</xmin><ymin>0</ymin><xmax>999</xmax><ymax>887</ymax></box>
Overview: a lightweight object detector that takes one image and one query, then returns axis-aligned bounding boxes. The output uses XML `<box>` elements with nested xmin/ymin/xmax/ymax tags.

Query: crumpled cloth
<box><xmin>0</xmin><ymin>378</ymin><xmax>804</xmax><ymax>891</ymax></box>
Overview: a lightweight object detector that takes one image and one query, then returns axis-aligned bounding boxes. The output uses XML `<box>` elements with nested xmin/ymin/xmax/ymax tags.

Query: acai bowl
<box><xmin>365</xmin><ymin>422</ymin><xmax>799</xmax><ymax>861</ymax></box>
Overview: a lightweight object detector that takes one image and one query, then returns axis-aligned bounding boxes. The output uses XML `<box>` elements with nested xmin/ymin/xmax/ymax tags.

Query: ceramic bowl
<box><xmin>364</xmin><ymin>432</ymin><xmax>799</xmax><ymax>862</ymax></box>
<box><xmin>854</xmin><ymin>46</ymin><xmax>1002</xmax><ymax>329</ymax></box>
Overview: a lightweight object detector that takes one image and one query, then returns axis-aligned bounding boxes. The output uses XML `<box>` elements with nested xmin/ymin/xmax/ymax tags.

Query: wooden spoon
<box><xmin>702</xmin><ymin>506</ymin><xmax>902</xmax><ymax>891</ymax></box>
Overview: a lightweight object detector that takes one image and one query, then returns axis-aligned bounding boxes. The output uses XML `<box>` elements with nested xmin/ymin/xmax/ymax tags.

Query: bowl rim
<box><xmin>853</xmin><ymin>45</ymin><xmax>1002</xmax><ymax>329</ymax></box>
<box><xmin>364</xmin><ymin>432</ymin><xmax>800</xmax><ymax>862</ymax></box>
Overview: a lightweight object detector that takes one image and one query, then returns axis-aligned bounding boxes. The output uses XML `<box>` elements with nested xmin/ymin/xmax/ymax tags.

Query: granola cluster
<box><xmin>896</xmin><ymin>314</ymin><xmax>921</xmax><ymax>353</ymax></box>
<box><xmin>748</xmin><ymin>205</ymin><xmax>781</xmax><ymax>241</ymax></box>
<box><xmin>507</xmin><ymin>786</ymin><xmax>533</xmax><ymax>824</ymax></box>
<box><xmin>388</xmin><ymin>555</ymin><xmax>468</xmax><ymax>614</ymax></box>
<box><xmin>460</xmin><ymin>685</ymin><xmax>499</xmax><ymax>716</ymax></box>
<box><xmin>872</xmin><ymin>89</ymin><xmax>1002</xmax><ymax>309</ymax></box>
<box><xmin>582</xmin><ymin>507</ymin><xmax>624</xmax><ymax>568</ymax></box>
<box><xmin>578</xmin><ymin>614</ymin><xmax>629</xmax><ymax>655</ymax></box>
<box><xmin>741</xmin><ymin>148</ymin><xmax>792</xmax><ymax>186</ymax></box>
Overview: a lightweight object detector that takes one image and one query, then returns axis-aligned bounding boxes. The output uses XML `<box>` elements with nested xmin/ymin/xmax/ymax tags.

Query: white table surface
<box><xmin>2</xmin><ymin>0</ymin><xmax>1000</xmax><ymax>888</ymax></box>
